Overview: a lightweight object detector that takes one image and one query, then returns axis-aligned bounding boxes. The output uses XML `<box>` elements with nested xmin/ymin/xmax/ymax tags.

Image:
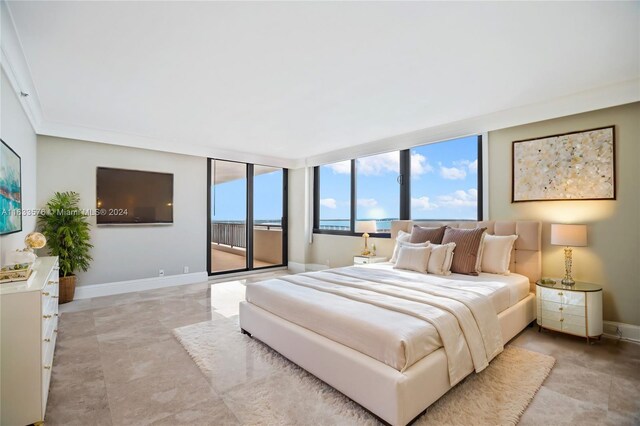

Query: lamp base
<box><xmin>561</xmin><ymin>278</ymin><xmax>576</xmax><ymax>286</ymax></box>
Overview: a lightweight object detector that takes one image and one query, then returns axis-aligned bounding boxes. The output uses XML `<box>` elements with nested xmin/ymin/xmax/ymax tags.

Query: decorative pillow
<box><xmin>409</xmin><ymin>225</ymin><xmax>447</xmax><ymax>244</ymax></box>
<box><xmin>390</xmin><ymin>230</ymin><xmax>411</xmax><ymax>263</ymax></box>
<box><xmin>427</xmin><ymin>242</ymin><xmax>456</xmax><ymax>275</ymax></box>
<box><xmin>394</xmin><ymin>246</ymin><xmax>432</xmax><ymax>273</ymax></box>
<box><xmin>481</xmin><ymin>234</ymin><xmax>518</xmax><ymax>275</ymax></box>
<box><xmin>442</xmin><ymin>227</ymin><xmax>487</xmax><ymax>275</ymax></box>
<box><xmin>391</xmin><ymin>240</ymin><xmax>429</xmax><ymax>263</ymax></box>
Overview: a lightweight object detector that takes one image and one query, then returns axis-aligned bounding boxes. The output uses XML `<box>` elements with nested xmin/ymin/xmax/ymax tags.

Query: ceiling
<box><xmin>3</xmin><ymin>1</ymin><xmax>639</xmax><ymax>168</ymax></box>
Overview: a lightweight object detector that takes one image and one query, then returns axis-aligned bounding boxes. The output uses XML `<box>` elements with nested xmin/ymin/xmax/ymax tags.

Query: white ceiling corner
<box><xmin>2</xmin><ymin>1</ymin><xmax>639</xmax><ymax>169</ymax></box>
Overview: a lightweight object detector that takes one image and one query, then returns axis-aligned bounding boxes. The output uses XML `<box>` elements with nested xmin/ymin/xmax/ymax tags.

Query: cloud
<box><xmin>356</xmin><ymin>152</ymin><xmax>399</xmax><ymax>176</ymax></box>
<box><xmin>440</xmin><ymin>165</ymin><xmax>467</xmax><ymax>180</ymax></box>
<box><xmin>411</xmin><ymin>153</ymin><xmax>434</xmax><ymax>176</ymax></box>
<box><xmin>411</xmin><ymin>196</ymin><xmax>438</xmax><ymax>211</ymax></box>
<box><xmin>437</xmin><ymin>189</ymin><xmax>478</xmax><ymax>207</ymax></box>
<box><xmin>324</xmin><ymin>161</ymin><xmax>350</xmax><ymax>174</ymax></box>
<box><xmin>357</xmin><ymin>198</ymin><xmax>378</xmax><ymax>207</ymax></box>
<box><xmin>453</xmin><ymin>159</ymin><xmax>478</xmax><ymax>173</ymax></box>
<box><xmin>319</xmin><ymin>198</ymin><xmax>337</xmax><ymax>209</ymax></box>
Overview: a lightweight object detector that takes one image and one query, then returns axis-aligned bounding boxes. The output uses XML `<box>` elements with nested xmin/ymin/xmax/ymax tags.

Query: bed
<box><xmin>239</xmin><ymin>220</ymin><xmax>541</xmax><ymax>425</ymax></box>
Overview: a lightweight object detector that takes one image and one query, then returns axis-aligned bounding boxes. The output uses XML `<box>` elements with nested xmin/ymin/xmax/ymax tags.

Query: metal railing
<box><xmin>211</xmin><ymin>221</ymin><xmax>282</xmax><ymax>248</ymax></box>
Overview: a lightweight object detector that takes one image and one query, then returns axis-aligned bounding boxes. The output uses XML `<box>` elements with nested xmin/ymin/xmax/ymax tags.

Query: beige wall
<box><xmin>297</xmin><ymin>102</ymin><xmax>639</xmax><ymax>325</ymax></box>
<box><xmin>489</xmin><ymin>102</ymin><xmax>639</xmax><ymax>325</ymax></box>
<box><xmin>36</xmin><ymin>136</ymin><xmax>208</xmax><ymax>286</ymax></box>
<box><xmin>0</xmin><ymin>70</ymin><xmax>38</xmax><ymax>263</ymax></box>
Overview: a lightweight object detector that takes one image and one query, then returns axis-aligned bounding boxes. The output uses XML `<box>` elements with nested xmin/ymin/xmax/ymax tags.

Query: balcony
<box><xmin>210</xmin><ymin>221</ymin><xmax>283</xmax><ymax>273</ymax></box>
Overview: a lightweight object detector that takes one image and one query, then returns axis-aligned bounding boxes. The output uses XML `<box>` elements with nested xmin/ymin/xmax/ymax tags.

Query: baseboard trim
<box><xmin>602</xmin><ymin>320</ymin><xmax>640</xmax><ymax>343</ymax></box>
<box><xmin>74</xmin><ymin>272</ymin><xmax>209</xmax><ymax>299</ymax></box>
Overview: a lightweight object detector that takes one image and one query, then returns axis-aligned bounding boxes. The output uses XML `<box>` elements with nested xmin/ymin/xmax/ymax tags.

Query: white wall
<box><xmin>0</xmin><ymin>70</ymin><xmax>38</xmax><ymax>263</ymax></box>
<box><xmin>36</xmin><ymin>136</ymin><xmax>207</xmax><ymax>286</ymax></box>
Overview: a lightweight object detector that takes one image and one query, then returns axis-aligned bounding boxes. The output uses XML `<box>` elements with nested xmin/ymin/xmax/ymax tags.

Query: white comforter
<box><xmin>245</xmin><ymin>266</ymin><xmax>504</xmax><ymax>386</ymax></box>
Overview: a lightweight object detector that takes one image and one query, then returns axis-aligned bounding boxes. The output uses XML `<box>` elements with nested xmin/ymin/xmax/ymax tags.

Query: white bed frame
<box><xmin>239</xmin><ymin>220</ymin><xmax>541</xmax><ymax>426</ymax></box>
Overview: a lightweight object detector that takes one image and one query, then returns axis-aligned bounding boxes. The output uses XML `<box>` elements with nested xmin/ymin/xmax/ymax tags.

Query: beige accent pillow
<box><xmin>409</xmin><ymin>225</ymin><xmax>447</xmax><ymax>244</ymax></box>
<box><xmin>390</xmin><ymin>231</ymin><xmax>419</xmax><ymax>263</ymax></box>
<box><xmin>394</xmin><ymin>245</ymin><xmax>432</xmax><ymax>273</ymax></box>
<box><xmin>481</xmin><ymin>234</ymin><xmax>519</xmax><ymax>275</ymax></box>
<box><xmin>427</xmin><ymin>242</ymin><xmax>456</xmax><ymax>275</ymax></box>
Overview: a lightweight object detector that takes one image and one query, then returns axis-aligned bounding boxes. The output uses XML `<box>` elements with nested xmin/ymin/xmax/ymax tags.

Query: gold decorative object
<box><xmin>551</xmin><ymin>224</ymin><xmax>587</xmax><ymax>286</ymax></box>
<box><xmin>355</xmin><ymin>221</ymin><xmax>377</xmax><ymax>256</ymax></box>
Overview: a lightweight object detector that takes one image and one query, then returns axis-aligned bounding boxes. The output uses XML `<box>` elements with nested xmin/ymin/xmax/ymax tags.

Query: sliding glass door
<box><xmin>208</xmin><ymin>159</ymin><xmax>287</xmax><ymax>275</ymax></box>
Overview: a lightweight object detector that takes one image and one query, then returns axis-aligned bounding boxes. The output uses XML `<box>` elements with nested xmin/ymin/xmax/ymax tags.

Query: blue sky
<box><xmin>211</xmin><ymin>169</ymin><xmax>283</xmax><ymax>222</ymax></box>
<box><xmin>319</xmin><ymin>135</ymin><xmax>478</xmax><ymax>221</ymax></box>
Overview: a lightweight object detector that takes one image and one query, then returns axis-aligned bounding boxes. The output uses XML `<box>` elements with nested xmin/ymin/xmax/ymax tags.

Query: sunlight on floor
<box><xmin>209</xmin><ymin>280</ymin><xmax>247</xmax><ymax>318</ymax></box>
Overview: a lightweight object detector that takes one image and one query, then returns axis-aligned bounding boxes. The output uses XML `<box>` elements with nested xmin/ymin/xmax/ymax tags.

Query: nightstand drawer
<box><xmin>562</xmin><ymin>322</ymin><xmax>586</xmax><ymax>336</ymax></box>
<box><xmin>354</xmin><ymin>257</ymin><xmax>370</xmax><ymax>265</ymax></box>
<box><xmin>539</xmin><ymin>287</ymin><xmax>585</xmax><ymax>306</ymax></box>
<box><xmin>540</xmin><ymin>300</ymin><xmax>584</xmax><ymax>316</ymax></box>
<box><xmin>541</xmin><ymin>318</ymin><xmax>562</xmax><ymax>331</ymax></box>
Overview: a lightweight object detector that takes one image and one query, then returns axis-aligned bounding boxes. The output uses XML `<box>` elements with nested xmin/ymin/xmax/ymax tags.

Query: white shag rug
<box><xmin>174</xmin><ymin>318</ymin><xmax>554</xmax><ymax>426</ymax></box>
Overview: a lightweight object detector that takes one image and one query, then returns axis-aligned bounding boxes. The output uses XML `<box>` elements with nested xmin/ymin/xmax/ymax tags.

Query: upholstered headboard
<box><xmin>391</xmin><ymin>220</ymin><xmax>542</xmax><ymax>284</ymax></box>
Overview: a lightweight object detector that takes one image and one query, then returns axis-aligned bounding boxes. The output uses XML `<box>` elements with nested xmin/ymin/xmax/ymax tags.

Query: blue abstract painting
<box><xmin>0</xmin><ymin>139</ymin><xmax>22</xmax><ymax>235</ymax></box>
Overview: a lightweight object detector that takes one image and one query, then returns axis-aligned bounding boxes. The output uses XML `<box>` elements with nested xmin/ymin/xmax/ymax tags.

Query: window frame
<box><xmin>313</xmin><ymin>135</ymin><xmax>483</xmax><ymax>237</ymax></box>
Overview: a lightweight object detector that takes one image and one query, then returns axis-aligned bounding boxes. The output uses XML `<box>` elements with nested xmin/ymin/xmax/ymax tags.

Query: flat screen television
<box><xmin>96</xmin><ymin>167</ymin><xmax>173</xmax><ymax>224</ymax></box>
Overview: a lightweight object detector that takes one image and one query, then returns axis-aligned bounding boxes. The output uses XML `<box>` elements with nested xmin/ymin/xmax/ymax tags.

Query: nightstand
<box><xmin>353</xmin><ymin>255</ymin><xmax>387</xmax><ymax>265</ymax></box>
<box><xmin>536</xmin><ymin>279</ymin><xmax>603</xmax><ymax>343</ymax></box>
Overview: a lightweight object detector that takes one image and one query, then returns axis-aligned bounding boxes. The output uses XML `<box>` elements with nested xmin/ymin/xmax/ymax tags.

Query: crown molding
<box><xmin>37</xmin><ymin>121</ymin><xmax>297</xmax><ymax>169</ymax></box>
<box><xmin>1</xmin><ymin>0</ymin><xmax>44</xmax><ymax>131</ymax></box>
<box><xmin>302</xmin><ymin>78</ymin><xmax>640</xmax><ymax>168</ymax></box>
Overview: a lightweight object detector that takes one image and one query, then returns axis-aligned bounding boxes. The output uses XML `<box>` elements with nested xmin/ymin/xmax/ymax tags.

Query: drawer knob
<box><xmin>48</xmin><ymin>280</ymin><xmax>55</xmax><ymax>285</ymax></box>
<box><xmin>54</xmin><ymin>329</ymin><xmax>58</xmax><ymax>333</ymax></box>
<box><xmin>558</xmin><ymin>292</ymin><xmax>563</xmax><ymax>296</ymax></box>
<box><xmin>44</xmin><ymin>338</ymin><xmax>50</xmax><ymax>342</ymax></box>
<box><xmin>559</xmin><ymin>307</ymin><xmax>564</xmax><ymax>311</ymax></box>
<box><xmin>560</xmin><ymin>318</ymin><xmax>564</xmax><ymax>322</ymax></box>
<box><xmin>52</xmin><ymin>295</ymin><xmax>59</xmax><ymax>299</ymax></box>
<box><xmin>43</xmin><ymin>314</ymin><xmax>52</xmax><ymax>319</ymax></box>
<box><xmin>43</xmin><ymin>365</ymin><xmax>51</xmax><ymax>370</ymax></box>
<box><xmin>42</xmin><ymin>292</ymin><xmax>50</xmax><ymax>296</ymax></box>
<box><xmin>54</xmin><ymin>313</ymin><xmax>59</xmax><ymax>317</ymax></box>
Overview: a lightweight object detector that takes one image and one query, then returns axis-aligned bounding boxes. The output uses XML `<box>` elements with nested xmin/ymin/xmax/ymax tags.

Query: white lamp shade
<box><xmin>550</xmin><ymin>224</ymin><xmax>587</xmax><ymax>247</ymax></box>
<box><xmin>355</xmin><ymin>220</ymin><xmax>377</xmax><ymax>234</ymax></box>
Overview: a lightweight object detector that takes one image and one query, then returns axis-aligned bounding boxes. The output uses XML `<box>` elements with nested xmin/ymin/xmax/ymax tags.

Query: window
<box><xmin>411</xmin><ymin>136</ymin><xmax>480</xmax><ymax>220</ymax></box>
<box><xmin>313</xmin><ymin>135</ymin><xmax>482</xmax><ymax>236</ymax></box>
<box><xmin>316</xmin><ymin>161</ymin><xmax>352</xmax><ymax>232</ymax></box>
<box><xmin>356</xmin><ymin>152</ymin><xmax>400</xmax><ymax>233</ymax></box>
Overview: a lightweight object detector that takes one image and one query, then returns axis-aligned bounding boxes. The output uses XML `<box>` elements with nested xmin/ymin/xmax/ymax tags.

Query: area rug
<box><xmin>174</xmin><ymin>318</ymin><xmax>554</xmax><ymax>425</ymax></box>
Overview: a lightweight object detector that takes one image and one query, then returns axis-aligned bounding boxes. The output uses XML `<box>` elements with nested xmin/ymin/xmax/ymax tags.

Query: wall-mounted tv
<box><xmin>96</xmin><ymin>167</ymin><xmax>173</xmax><ymax>225</ymax></box>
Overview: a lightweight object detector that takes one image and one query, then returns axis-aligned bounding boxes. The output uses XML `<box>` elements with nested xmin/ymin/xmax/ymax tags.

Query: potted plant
<box><xmin>38</xmin><ymin>191</ymin><xmax>93</xmax><ymax>303</ymax></box>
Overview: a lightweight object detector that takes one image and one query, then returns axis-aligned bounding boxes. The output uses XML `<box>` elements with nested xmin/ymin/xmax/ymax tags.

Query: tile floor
<box><xmin>47</xmin><ymin>271</ymin><xmax>640</xmax><ymax>425</ymax></box>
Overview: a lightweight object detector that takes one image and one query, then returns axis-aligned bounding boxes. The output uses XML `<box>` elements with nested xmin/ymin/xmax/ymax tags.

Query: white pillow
<box><xmin>481</xmin><ymin>234</ymin><xmax>518</xmax><ymax>275</ymax></box>
<box><xmin>394</xmin><ymin>245</ymin><xmax>432</xmax><ymax>273</ymax></box>
<box><xmin>390</xmin><ymin>230</ymin><xmax>413</xmax><ymax>263</ymax></box>
<box><xmin>427</xmin><ymin>242</ymin><xmax>456</xmax><ymax>275</ymax></box>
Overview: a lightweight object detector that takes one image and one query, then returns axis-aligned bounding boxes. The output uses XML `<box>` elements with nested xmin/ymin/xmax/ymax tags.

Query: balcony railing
<box><xmin>211</xmin><ymin>221</ymin><xmax>282</xmax><ymax>248</ymax></box>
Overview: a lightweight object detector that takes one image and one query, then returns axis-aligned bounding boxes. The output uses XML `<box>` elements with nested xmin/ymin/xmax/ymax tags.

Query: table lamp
<box><xmin>355</xmin><ymin>220</ymin><xmax>377</xmax><ymax>256</ymax></box>
<box><xmin>550</xmin><ymin>224</ymin><xmax>587</xmax><ymax>286</ymax></box>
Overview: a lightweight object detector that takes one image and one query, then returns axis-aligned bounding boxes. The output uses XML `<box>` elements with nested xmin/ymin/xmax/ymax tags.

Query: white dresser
<box><xmin>536</xmin><ymin>279</ymin><xmax>603</xmax><ymax>343</ymax></box>
<box><xmin>1</xmin><ymin>257</ymin><xmax>59</xmax><ymax>426</ymax></box>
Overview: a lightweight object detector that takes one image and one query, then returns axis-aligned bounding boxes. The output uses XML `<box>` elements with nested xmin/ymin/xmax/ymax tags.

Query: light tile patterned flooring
<box><xmin>48</xmin><ymin>272</ymin><xmax>640</xmax><ymax>425</ymax></box>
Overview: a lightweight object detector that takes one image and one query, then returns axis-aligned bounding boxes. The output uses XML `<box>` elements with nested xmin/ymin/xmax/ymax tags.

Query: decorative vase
<box><xmin>59</xmin><ymin>275</ymin><xmax>77</xmax><ymax>304</ymax></box>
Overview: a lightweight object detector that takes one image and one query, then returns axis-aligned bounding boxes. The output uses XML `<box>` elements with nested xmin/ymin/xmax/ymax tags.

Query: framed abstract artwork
<box><xmin>512</xmin><ymin>126</ymin><xmax>615</xmax><ymax>202</ymax></box>
<box><xmin>0</xmin><ymin>139</ymin><xmax>22</xmax><ymax>235</ymax></box>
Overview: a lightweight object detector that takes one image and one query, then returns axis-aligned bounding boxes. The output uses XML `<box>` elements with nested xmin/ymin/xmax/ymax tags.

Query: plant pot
<box><xmin>59</xmin><ymin>275</ymin><xmax>77</xmax><ymax>304</ymax></box>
